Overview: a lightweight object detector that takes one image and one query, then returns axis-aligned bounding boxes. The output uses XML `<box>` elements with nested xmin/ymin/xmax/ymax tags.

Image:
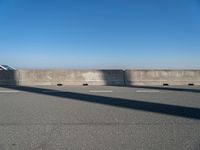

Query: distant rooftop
<box><xmin>0</xmin><ymin>65</ymin><xmax>16</xmax><ymax>70</ymax></box>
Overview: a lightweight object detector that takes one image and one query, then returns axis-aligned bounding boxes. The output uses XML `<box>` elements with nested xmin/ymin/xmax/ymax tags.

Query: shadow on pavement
<box><xmin>2</xmin><ymin>85</ymin><xmax>200</xmax><ymax>120</ymax></box>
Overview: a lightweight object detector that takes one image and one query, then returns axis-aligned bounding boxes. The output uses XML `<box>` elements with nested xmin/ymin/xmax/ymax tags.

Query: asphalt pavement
<box><xmin>0</xmin><ymin>85</ymin><xmax>200</xmax><ymax>150</ymax></box>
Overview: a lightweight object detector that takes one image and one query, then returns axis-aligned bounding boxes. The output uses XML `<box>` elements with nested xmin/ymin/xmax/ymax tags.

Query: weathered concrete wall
<box><xmin>0</xmin><ymin>71</ymin><xmax>19</xmax><ymax>85</ymax></box>
<box><xmin>125</xmin><ymin>70</ymin><xmax>200</xmax><ymax>86</ymax></box>
<box><xmin>18</xmin><ymin>70</ymin><xmax>125</xmax><ymax>86</ymax></box>
<box><xmin>1</xmin><ymin>70</ymin><xmax>200</xmax><ymax>86</ymax></box>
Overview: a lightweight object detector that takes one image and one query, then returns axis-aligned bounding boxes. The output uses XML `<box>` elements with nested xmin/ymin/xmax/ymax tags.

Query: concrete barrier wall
<box><xmin>18</xmin><ymin>70</ymin><xmax>125</xmax><ymax>86</ymax></box>
<box><xmin>1</xmin><ymin>70</ymin><xmax>200</xmax><ymax>86</ymax></box>
<box><xmin>125</xmin><ymin>70</ymin><xmax>200</xmax><ymax>86</ymax></box>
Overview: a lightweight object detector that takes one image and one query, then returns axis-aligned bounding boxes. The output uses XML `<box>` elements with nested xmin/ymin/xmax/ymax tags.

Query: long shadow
<box><xmin>2</xmin><ymin>85</ymin><xmax>200</xmax><ymax>120</ymax></box>
<box><xmin>129</xmin><ymin>85</ymin><xmax>200</xmax><ymax>93</ymax></box>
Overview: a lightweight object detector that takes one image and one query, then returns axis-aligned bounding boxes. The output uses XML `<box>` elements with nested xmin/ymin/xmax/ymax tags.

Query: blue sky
<box><xmin>0</xmin><ymin>0</ymin><xmax>200</xmax><ymax>69</ymax></box>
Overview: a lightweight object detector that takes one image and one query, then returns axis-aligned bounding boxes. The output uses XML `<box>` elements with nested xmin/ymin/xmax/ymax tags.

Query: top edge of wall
<box><xmin>17</xmin><ymin>69</ymin><xmax>124</xmax><ymax>71</ymax></box>
<box><xmin>125</xmin><ymin>69</ymin><xmax>200</xmax><ymax>71</ymax></box>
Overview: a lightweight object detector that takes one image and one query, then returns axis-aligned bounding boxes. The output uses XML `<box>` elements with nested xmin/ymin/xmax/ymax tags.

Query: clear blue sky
<box><xmin>0</xmin><ymin>0</ymin><xmax>200</xmax><ymax>69</ymax></box>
